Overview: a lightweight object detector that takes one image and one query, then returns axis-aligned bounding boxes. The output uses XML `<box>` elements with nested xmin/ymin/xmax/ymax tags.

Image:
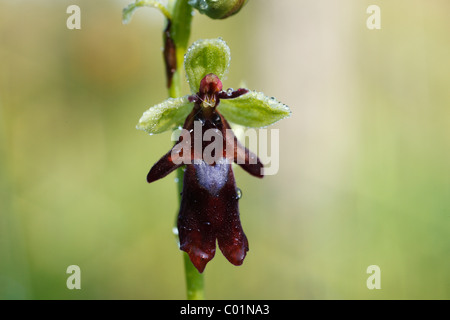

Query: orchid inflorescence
<box><xmin>137</xmin><ymin>38</ymin><xmax>290</xmax><ymax>272</ymax></box>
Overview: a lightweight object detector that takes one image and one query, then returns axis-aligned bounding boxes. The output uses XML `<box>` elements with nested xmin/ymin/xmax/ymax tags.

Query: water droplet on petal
<box><xmin>236</xmin><ymin>188</ymin><xmax>242</xmax><ymax>200</ymax></box>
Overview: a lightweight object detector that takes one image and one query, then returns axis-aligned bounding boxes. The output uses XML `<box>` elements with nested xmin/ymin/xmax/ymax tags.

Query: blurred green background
<box><xmin>1</xmin><ymin>0</ymin><xmax>449</xmax><ymax>299</ymax></box>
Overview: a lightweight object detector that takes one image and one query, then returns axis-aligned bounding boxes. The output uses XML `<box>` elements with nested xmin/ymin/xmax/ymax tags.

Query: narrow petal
<box><xmin>233</xmin><ymin>139</ymin><xmax>264</xmax><ymax>178</ymax></box>
<box><xmin>221</xmin><ymin>114</ymin><xmax>264</xmax><ymax>178</ymax></box>
<box><xmin>218</xmin><ymin>88</ymin><xmax>248</xmax><ymax>100</ymax></box>
<box><xmin>147</xmin><ymin>148</ymin><xmax>182</xmax><ymax>183</ymax></box>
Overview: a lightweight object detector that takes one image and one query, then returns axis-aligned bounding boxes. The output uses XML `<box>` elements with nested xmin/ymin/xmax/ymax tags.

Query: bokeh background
<box><xmin>1</xmin><ymin>0</ymin><xmax>449</xmax><ymax>299</ymax></box>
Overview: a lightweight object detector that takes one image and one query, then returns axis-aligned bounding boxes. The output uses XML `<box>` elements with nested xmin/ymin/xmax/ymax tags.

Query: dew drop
<box><xmin>227</xmin><ymin>88</ymin><xmax>234</xmax><ymax>96</ymax></box>
<box><xmin>172</xmin><ymin>227</ymin><xmax>179</xmax><ymax>236</ymax></box>
<box><xmin>199</xmin><ymin>0</ymin><xmax>208</xmax><ymax>10</ymax></box>
<box><xmin>236</xmin><ymin>188</ymin><xmax>243</xmax><ymax>200</ymax></box>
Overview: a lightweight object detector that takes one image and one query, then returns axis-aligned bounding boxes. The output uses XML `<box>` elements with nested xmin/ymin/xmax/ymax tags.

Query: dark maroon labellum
<box><xmin>147</xmin><ymin>74</ymin><xmax>263</xmax><ymax>273</ymax></box>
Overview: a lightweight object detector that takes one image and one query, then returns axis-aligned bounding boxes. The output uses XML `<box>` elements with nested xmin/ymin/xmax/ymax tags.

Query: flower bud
<box><xmin>188</xmin><ymin>0</ymin><xmax>248</xmax><ymax>19</ymax></box>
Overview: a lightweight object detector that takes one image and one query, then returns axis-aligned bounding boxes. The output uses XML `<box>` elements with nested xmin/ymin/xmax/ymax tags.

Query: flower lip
<box><xmin>146</xmin><ymin>99</ymin><xmax>264</xmax><ymax>272</ymax></box>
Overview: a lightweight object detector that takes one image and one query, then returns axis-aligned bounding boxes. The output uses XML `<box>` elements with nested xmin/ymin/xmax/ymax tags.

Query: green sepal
<box><xmin>218</xmin><ymin>91</ymin><xmax>291</xmax><ymax>128</ymax></box>
<box><xmin>184</xmin><ymin>38</ymin><xmax>231</xmax><ymax>93</ymax></box>
<box><xmin>136</xmin><ymin>96</ymin><xmax>193</xmax><ymax>134</ymax></box>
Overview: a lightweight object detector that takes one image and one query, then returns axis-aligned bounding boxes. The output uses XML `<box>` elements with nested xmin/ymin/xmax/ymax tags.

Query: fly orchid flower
<box><xmin>137</xmin><ymin>38</ymin><xmax>290</xmax><ymax>273</ymax></box>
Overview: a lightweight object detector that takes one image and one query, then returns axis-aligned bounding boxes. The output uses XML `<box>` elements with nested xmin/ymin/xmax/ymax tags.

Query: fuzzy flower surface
<box><xmin>137</xmin><ymin>38</ymin><xmax>290</xmax><ymax>273</ymax></box>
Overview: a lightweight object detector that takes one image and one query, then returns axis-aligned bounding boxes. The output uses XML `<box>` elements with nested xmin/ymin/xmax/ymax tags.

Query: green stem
<box><xmin>167</xmin><ymin>0</ymin><xmax>192</xmax><ymax>99</ymax></box>
<box><xmin>166</xmin><ymin>0</ymin><xmax>205</xmax><ymax>300</ymax></box>
<box><xmin>183</xmin><ymin>252</ymin><xmax>205</xmax><ymax>300</ymax></box>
